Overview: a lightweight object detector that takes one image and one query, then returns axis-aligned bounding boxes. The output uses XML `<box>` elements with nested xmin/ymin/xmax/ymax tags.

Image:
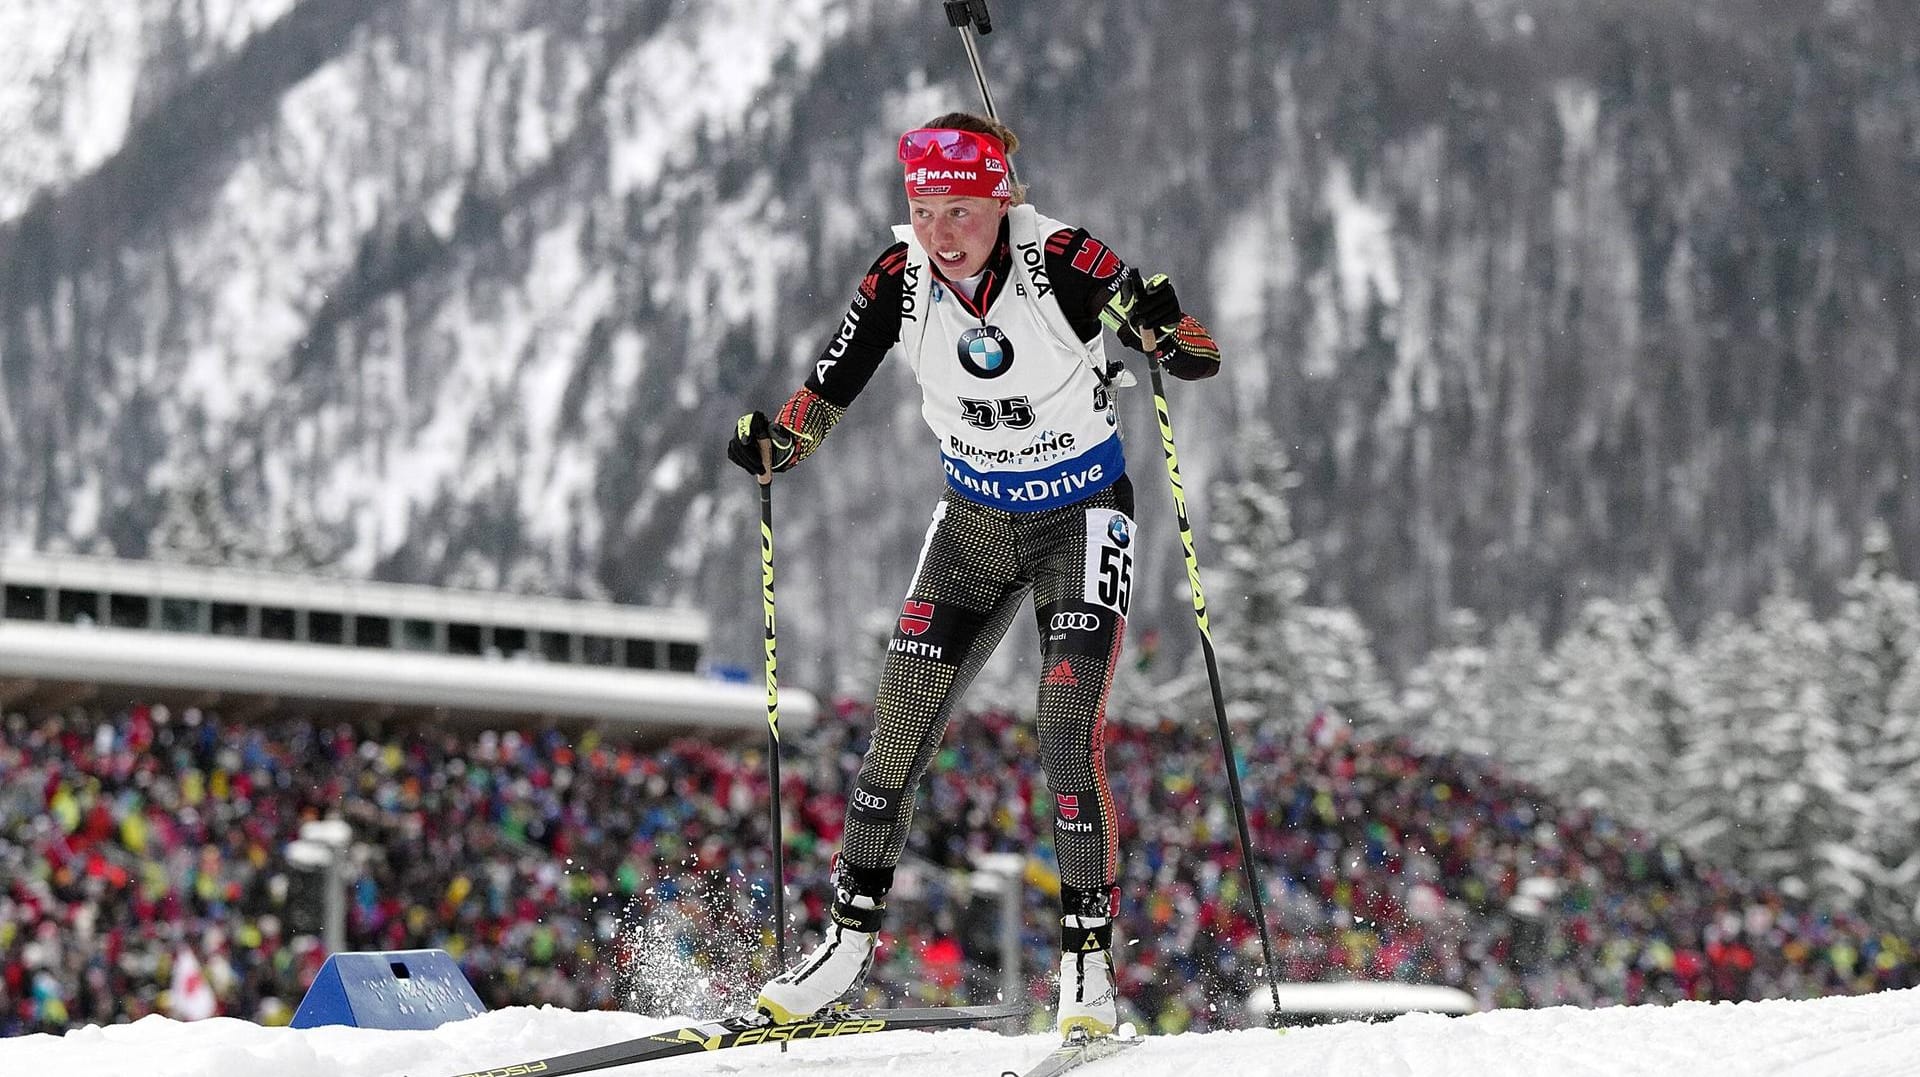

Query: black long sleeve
<box><xmin>805</xmin><ymin>243</ymin><xmax>910</xmax><ymax>407</ymax></box>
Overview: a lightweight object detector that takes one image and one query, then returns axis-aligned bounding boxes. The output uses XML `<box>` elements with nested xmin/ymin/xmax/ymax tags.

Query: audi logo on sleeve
<box><xmin>1049</xmin><ymin>611</ymin><xmax>1102</xmax><ymax>632</ymax></box>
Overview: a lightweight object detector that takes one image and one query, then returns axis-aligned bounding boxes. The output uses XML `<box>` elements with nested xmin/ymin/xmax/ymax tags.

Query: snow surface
<box><xmin>4</xmin><ymin>989</ymin><xmax>1920</xmax><ymax>1077</ymax></box>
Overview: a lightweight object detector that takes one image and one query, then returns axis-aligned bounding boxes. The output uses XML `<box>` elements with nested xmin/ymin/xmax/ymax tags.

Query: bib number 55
<box><xmin>960</xmin><ymin>396</ymin><xmax>1035</xmax><ymax>430</ymax></box>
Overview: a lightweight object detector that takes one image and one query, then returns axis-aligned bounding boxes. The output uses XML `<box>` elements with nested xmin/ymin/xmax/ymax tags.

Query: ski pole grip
<box><xmin>757</xmin><ymin>438</ymin><xmax>774</xmax><ymax>486</ymax></box>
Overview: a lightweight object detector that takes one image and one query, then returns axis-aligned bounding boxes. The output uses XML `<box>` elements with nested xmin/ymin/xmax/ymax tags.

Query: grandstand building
<box><xmin>0</xmin><ymin>550</ymin><xmax>812</xmax><ymax>736</ymax></box>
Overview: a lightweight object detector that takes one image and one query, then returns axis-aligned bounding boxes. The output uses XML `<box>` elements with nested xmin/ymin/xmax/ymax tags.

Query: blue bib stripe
<box><xmin>941</xmin><ymin>433</ymin><xmax>1125</xmax><ymax>511</ymax></box>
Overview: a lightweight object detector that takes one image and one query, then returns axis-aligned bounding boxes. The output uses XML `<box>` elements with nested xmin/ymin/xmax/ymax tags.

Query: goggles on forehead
<box><xmin>897</xmin><ymin>128</ymin><xmax>1006</xmax><ymax>165</ymax></box>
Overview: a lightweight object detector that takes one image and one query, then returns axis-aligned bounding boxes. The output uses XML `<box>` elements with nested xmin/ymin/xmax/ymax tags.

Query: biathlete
<box><xmin>725</xmin><ymin>111</ymin><xmax>1221</xmax><ymax>1037</ymax></box>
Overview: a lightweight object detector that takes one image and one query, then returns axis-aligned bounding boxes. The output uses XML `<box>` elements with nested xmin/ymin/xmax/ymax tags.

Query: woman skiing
<box><xmin>724</xmin><ymin>112</ymin><xmax>1221</xmax><ymax>1038</ymax></box>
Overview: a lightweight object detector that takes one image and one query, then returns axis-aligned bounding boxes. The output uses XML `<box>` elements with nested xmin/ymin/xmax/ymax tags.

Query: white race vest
<box><xmin>893</xmin><ymin>206</ymin><xmax>1124</xmax><ymax>512</ymax></box>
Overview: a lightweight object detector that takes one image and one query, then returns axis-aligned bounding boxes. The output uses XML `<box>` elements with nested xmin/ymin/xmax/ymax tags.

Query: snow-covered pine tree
<box><xmin>1534</xmin><ymin>583</ymin><xmax>1688</xmax><ymax>829</ymax></box>
<box><xmin>1882</xmin><ymin>653</ymin><xmax>1920</xmax><ymax>927</ymax></box>
<box><xmin>1476</xmin><ymin>616</ymin><xmax>1554</xmax><ymax>778</ymax></box>
<box><xmin>1825</xmin><ymin>525</ymin><xmax>1920</xmax><ymax>927</ymax></box>
<box><xmin>1400</xmin><ymin>611</ymin><xmax>1552</xmax><ymax>768</ymax></box>
<box><xmin>1676</xmin><ymin>595</ymin><xmax>1847</xmax><ymax>903</ymax></box>
<box><xmin>1399</xmin><ymin>610</ymin><xmax>1493</xmax><ymax>756</ymax></box>
<box><xmin>1203</xmin><ymin>427</ymin><xmax>1394</xmax><ymax>736</ymax></box>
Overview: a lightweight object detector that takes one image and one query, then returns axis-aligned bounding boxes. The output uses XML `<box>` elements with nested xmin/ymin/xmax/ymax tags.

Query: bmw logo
<box><xmin>1107</xmin><ymin>516</ymin><xmax>1132</xmax><ymax>548</ymax></box>
<box><xmin>957</xmin><ymin>326</ymin><xmax>1015</xmax><ymax>379</ymax></box>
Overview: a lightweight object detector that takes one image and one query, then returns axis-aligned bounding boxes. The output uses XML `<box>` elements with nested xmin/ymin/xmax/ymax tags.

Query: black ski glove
<box><xmin>1099</xmin><ymin>270</ymin><xmax>1220</xmax><ymax>378</ymax></box>
<box><xmin>725</xmin><ymin>411</ymin><xmax>797</xmax><ymax>476</ymax></box>
<box><xmin>1100</xmin><ymin>270</ymin><xmax>1183</xmax><ymax>339</ymax></box>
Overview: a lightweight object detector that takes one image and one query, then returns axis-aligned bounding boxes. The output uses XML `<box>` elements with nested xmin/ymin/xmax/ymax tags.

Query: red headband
<box><xmin>899</xmin><ymin>128</ymin><xmax>1013</xmax><ymax>200</ymax></box>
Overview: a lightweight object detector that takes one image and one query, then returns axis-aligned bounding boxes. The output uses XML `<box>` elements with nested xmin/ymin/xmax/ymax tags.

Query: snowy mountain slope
<box><xmin>4</xmin><ymin>988</ymin><xmax>1919</xmax><ymax>1077</ymax></box>
<box><xmin>2</xmin><ymin>0</ymin><xmax>1918</xmax><ymax>681</ymax></box>
<box><xmin>0</xmin><ymin>0</ymin><xmax>303</xmax><ymax>220</ymax></box>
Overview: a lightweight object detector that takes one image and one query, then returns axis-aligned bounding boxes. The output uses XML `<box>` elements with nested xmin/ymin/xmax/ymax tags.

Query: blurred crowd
<box><xmin>3</xmin><ymin>699</ymin><xmax>1915</xmax><ymax>1038</ymax></box>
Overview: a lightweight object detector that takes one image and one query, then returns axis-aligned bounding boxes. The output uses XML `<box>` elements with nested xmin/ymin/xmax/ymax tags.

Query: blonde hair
<box><xmin>921</xmin><ymin>111</ymin><xmax>1027</xmax><ymax>204</ymax></box>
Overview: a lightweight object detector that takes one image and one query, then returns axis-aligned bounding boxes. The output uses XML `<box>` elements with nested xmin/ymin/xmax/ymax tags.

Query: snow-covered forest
<box><xmin>1199</xmin><ymin>448</ymin><xmax>1920</xmax><ymax>935</ymax></box>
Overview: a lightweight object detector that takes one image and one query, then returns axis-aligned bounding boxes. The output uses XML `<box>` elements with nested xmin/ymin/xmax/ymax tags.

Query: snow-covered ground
<box><xmin>4</xmin><ymin>989</ymin><xmax>1919</xmax><ymax>1077</ymax></box>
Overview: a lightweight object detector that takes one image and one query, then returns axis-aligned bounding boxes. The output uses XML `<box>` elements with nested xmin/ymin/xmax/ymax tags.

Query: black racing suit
<box><xmin>773</xmin><ymin>214</ymin><xmax>1220</xmax><ymax>918</ymax></box>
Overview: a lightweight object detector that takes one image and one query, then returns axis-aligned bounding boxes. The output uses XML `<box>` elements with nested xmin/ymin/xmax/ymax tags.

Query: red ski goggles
<box><xmin>897</xmin><ymin>127</ymin><xmax>1006</xmax><ymax>165</ymax></box>
<box><xmin>898</xmin><ymin>128</ymin><xmax>1013</xmax><ymax>200</ymax></box>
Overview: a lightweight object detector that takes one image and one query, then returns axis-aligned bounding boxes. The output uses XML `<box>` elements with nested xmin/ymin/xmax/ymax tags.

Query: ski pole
<box><xmin>755</xmin><ymin>441</ymin><xmax>790</xmax><ymax>999</ymax></box>
<box><xmin>1142</xmin><ymin>329</ymin><xmax>1285</xmax><ymax>1025</ymax></box>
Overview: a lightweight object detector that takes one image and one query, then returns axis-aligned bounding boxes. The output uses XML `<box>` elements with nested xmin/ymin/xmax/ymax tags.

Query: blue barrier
<box><xmin>290</xmin><ymin>949</ymin><xmax>487</xmax><ymax>1030</ymax></box>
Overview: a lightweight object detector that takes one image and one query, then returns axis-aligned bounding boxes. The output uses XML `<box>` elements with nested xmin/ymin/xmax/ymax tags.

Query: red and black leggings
<box><xmin>836</xmin><ymin>477</ymin><xmax>1136</xmax><ymax>919</ymax></box>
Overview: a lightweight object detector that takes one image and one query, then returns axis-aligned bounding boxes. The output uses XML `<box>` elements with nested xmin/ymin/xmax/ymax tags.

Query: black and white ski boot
<box><xmin>754</xmin><ymin>889</ymin><xmax>884</xmax><ymax>1024</ymax></box>
<box><xmin>1055</xmin><ymin>913</ymin><xmax>1119</xmax><ymax>1038</ymax></box>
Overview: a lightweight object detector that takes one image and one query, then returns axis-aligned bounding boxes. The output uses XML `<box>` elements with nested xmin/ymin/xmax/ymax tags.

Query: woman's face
<box><xmin>909</xmin><ymin>195</ymin><xmax>1007</xmax><ymax>279</ymax></box>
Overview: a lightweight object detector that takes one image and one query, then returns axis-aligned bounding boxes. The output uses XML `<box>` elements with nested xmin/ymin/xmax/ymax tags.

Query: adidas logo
<box><xmin>1042</xmin><ymin>659</ymin><xmax>1078</xmax><ymax>687</ymax></box>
